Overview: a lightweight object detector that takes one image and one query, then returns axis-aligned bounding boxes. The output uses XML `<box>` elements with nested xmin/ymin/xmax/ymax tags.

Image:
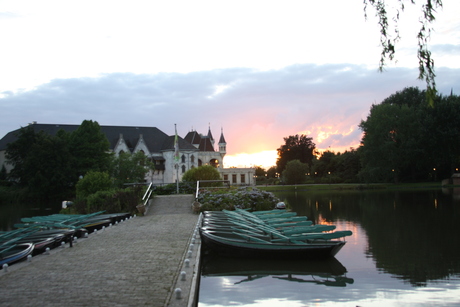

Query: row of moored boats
<box><xmin>199</xmin><ymin>208</ymin><xmax>352</xmax><ymax>259</ymax></box>
<box><xmin>0</xmin><ymin>212</ymin><xmax>131</xmax><ymax>269</ymax></box>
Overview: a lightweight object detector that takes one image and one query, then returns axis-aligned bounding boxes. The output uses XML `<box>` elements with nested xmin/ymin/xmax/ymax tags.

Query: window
<box><xmin>241</xmin><ymin>174</ymin><xmax>245</xmax><ymax>183</ymax></box>
<box><xmin>181</xmin><ymin>154</ymin><xmax>186</xmax><ymax>163</ymax></box>
<box><xmin>191</xmin><ymin>155</ymin><xmax>195</xmax><ymax>163</ymax></box>
<box><xmin>223</xmin><ymin>174</ymin><xmax>228</xmax><ymax>181</ymax></box>
<box><xmin>182</xmin><ymin>165</ymin><xmax>186</xmax><ymax>173</ymax></box>
<box><xmin>232</xmin><ymin>174</ymin><xmax>237</xmax><ymax>183</ymax></box>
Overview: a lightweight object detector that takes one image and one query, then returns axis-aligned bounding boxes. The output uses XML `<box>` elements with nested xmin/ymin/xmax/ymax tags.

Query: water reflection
<box><xmin>199</xmin><ymin>189</ymin><xmax>460</xmax><ymax>306</ymax></box>
<box><xmin>201</xmin><ymin>255</ymin><xmax>353</xmax><ymax>287</ymax></box>
<box><xmin>276</xmin><ymin>189</ymin><xmax>460</xmax><ymax>286</ymax></box>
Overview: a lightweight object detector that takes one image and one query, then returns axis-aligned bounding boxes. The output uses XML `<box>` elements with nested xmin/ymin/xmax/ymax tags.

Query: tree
<box><xmin>359</xmin><ymin>102</ymin><xmax>423</xmax><ymax>183</ymax></box>
<box><xmin>182</xmin><ymin>165</ymin><xmax>222</xmax><ymax>187</ymax></box>
<box><xmin>111</xmin><ymin>151</ymin><xmax>155</xmax><ymax>188</ymax></box>
<box><xmin>69</xmin><ymin>120</ymin><xmax>112</xmax><ymax>178</ymax></box>
<box><xmin>266</xmin><ymin>166</ymin><xmax>278</xmax><ymax>179</ymax></box>
<box><xmin>255</xmin><ymin>166</ymin><xmax>266</xmax><ymax>177</ymax></box>
<box><xmin>282</xmin><ymin>160</ymin><xmax>308</xmax><ymax>185</ymax></box>
<box><xmin>335</xmin><ymin>149</ymin><xmax>362</xmax><ymax>183</ymax></box>
<box><xmin>364</xmin><ymin>0</ymin><xmax>443</xmax><ymax>104</ymax></box>
<box><xmin>276</xmin><ymin>134</ymin><xmax>317</xmax><ymax>173</ymax></box>
<box><xmin>359</xmin><ymin>87</ymin><xmax>460</xmax><ymax>183</ymax></box>
<box><xmin>312</xmin><ymin>150</ymin><xmax>338</xmax><ymax>178</ymax></box>
<box><xmin>421</xmin><ymin>94</ymin><xmax>460</xmax><ymax>179</ymax></box>
<box><xmin>5</xmin><ymin>126</ymin><xmax>74</xmax><ymax>198</ymax></box>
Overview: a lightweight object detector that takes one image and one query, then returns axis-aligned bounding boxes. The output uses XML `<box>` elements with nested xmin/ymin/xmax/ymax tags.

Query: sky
<box><xmin>1</xmin><ymin>0</ymin><xmax>459</xmax><ymax>169</ymax></box>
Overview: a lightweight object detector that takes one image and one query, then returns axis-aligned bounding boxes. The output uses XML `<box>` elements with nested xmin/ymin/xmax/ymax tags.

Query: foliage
<box><xmin>359</xmin><ymin>87</ymin><xmax>460</xmax><ymax>183</ymax></box>
<box><xmin>153</xmin><ymin>182</ymin><xmax>196</xmax><ymax>195</ymax></box>
<box><xmin>111</xmin><ymin>151</ymin><xmax>155</xmax><ymax>188</ymax></box>
<box><xmin>76</xmin><ymin>171</ymin><xmax>112</xmax><ymax>199</ymax></box>
<box><xmin>197</xmin><ymin>187</ymin><xmax>280</xmax><ymax>212</ymax></box>
<box><xmin>69</xmin><ymin>120</ymin><xmax>112</xmax><ymax>178</ymax></box>
<box><xmin>276</xmin><ymin>134</ymin><xmax>317</xmax><ymax>173</ymax></box>
<box><xmin>363</xmin><ymin>0</ymin><xmax>442</xmax><ymax>102</ymax></box>
<box><xmin>282</xmin><ymin>160</ymin><xmax>308</xmax><ymax>185</ymax></box>
<box><xmin>4</xmin><ymin>120</ymin><xmax>113</xmax><ymax>200</ymax></box>
<box><xmin>72</xmin><ymin>186</ymin><xmax>143</xmax><ymax>214</ymax></box>
<box><xmin>266</xmin><ymin>166</ymin><xmax>278</xmax><ymax>178</ymax></box>
<box><xmin>255</xmin><ymin>166</ymin><xmax>266</xmax><ymax>177</ymax></box>
<box><xmin>182</xmin><ymin>165</ymin><xmax>222</xmax><ymax>187</ymax></box>
<box><xmin>5</xmin><ymin>127</ymin><xmax>74</xmax><ymax>199</ymax></box>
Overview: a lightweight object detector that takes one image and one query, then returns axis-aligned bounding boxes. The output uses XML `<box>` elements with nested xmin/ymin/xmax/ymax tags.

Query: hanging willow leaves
<box><xmin>363</xmin><ymin>0</ymin><xmax>443</xmax><ymax>106</ymax></box>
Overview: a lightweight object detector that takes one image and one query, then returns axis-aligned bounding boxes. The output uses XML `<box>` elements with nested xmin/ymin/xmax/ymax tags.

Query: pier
<box><xmin>0</xmin><ymin>194</ymin><xmax>201</xmax><ymax>307</ymax></box>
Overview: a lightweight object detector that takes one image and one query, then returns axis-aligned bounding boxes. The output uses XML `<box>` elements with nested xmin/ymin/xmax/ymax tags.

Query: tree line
<box><xmin>256</xmin><ymin>87</ymin><xmax>460</xmax><ymax>185</ymax></box>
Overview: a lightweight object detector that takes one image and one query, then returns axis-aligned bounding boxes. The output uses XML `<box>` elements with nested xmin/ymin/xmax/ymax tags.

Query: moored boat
<box><xmin>0</xmin><ymin>243</ymin><xmax>35</xmax><ymax>267</ymax></box>
<box><xmin>199</xmin><ymin>209</ymin><xmax>352</xmax><ymax>260</ymax></box>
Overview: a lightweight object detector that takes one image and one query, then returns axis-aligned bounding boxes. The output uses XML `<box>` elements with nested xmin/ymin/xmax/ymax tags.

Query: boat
<box><xmin>0</xmin><ymin>243</ymin><xmax>35</xmax><ymax>267</ymax></box>
<box><xmin>199</xmin><ymin>209</ymin><xmax>352</xmax><ymax>259</ymax></box>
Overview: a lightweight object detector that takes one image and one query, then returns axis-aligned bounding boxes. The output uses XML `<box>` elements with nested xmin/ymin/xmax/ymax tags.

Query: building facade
<box><xmin>0</xmin><ymin>123</ymin><xmax>255</xmax><ymax>186</ymax></box>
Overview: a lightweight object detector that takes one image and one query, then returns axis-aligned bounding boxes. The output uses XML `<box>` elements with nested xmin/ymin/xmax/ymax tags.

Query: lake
<box><xmin>198</xmin><ymin>188</ymin><xmax>460</xmax><ymax>306</ymax></box>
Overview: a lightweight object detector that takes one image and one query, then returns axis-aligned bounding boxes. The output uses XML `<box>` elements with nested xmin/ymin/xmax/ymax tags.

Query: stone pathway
<box><xmin>0</xmin><ymin>194</ymin><xmax>200</xmax><ymax>307</ymax></box>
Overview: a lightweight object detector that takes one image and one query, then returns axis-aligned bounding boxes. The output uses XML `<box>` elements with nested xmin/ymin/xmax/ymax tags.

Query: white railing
<box><xmin>142</xmin><ymin>182</ymin><xmax>153</xmax><ymax>206</ymax></box>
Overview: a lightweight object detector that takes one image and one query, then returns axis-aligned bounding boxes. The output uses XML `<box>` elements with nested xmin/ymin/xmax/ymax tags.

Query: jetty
<box><xmin>0</xmin><ymin>194</ymin><xmax>200</xmax><ymax>307</ymax></box>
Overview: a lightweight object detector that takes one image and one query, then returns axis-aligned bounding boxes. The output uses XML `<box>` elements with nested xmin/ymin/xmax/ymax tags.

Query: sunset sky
<box><xmin>1</xmin><ymin>0</ymin><xmax>459</xmax><ymax>169</ymax></box>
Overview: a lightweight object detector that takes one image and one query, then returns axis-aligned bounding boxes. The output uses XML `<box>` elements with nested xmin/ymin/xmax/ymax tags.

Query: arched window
<box><xmin>210</xmin><ymin>159</ymin><xmax>219</xmax><ymax>168</ymax></box>
<box><xmin>181</xmin><ymin>165</ymin><xmax>186</xmax><ymax>173</ymax></box>
<box><xmin>191</xmin><ymin>155</ymin><xmax>195</xmax><ymax>163</ymax></box>
<box><xmin>181</xmin><ymin>154</ymin><xmax>186</xmax><ymax>163</ymax></box>
<box><xmin>198</xmin><ymin>159</ymin><xmax>203</xmax><ymax>167</ymax></box>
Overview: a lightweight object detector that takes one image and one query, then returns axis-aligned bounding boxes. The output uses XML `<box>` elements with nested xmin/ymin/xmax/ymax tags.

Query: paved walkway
<box><xmin>0</xmin><ymin>194</ymin><xmax>200</xmax><ymax>307</ymax></box>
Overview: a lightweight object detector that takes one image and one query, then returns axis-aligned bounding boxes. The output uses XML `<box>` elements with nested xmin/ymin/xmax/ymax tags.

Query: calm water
<box><xmin>198</xmin><ymin>188</ymin><xmax>460</xmax><ymax>306</ymax></box>
<box><xmin>0</xmin><ymin>200</ymin><xmax>62</xmax><ymax>231</ymax></box>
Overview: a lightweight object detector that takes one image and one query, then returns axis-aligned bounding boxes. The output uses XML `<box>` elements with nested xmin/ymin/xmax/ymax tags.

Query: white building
<box><xmin>0</xmin><ymin>123</ymin><xmax>255</xmax><ymax>186</ymax></box>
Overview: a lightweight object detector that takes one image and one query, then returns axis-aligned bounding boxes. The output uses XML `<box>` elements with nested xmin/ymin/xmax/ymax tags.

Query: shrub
<box><xmin>76</xmin><ymin>171</ymin><xmax>112</xmax><ymax>198</ymax></box>
<box><xmin>182</xmin><ymin>165</ymin><xmax>223</xmax><ymax>187</ymax></box>
<box><xmin>196</xmin><ymin>187</ymin><xmax>280</xmax><ymax>212</ymax></box>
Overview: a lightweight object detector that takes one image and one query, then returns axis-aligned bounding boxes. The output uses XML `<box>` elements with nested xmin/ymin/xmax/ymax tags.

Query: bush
<box><xmin>196</xmin><ymin>187</ymin><xmax>280</xmax><ymax>212</ymax></box>
<box><xmin>153</xmin><ymin>182</ymin><xmax>196</xmax><ymax>195</ymax></box>
<box><xmin>72</xmin><ymin>186</ymin><xmax>143</xmax><ymax>214</ymax></box>
<box><xmin>76</xmin><ymin>171</ymin><xmax>112</xmax><ymax>198</ymax></box>
<box><xmin>182</xmin><ymin>165</ymin><xmax>223</xmax><ymax>187</ymax></box>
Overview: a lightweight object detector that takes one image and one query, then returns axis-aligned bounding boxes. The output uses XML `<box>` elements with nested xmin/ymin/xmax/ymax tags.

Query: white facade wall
<box><xmin>220</xmin><ymin>168</ymin><xmax>256</xmax><ymax>186</ymax></box>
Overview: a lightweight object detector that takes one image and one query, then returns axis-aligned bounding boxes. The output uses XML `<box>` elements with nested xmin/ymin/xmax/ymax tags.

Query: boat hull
<box><xmin>0</xmin><ymin>243</ymin><xmax>35</xmax><ymax>267</ymax></box>
<box><xmin>200</xmin><ymin>230</ymin><xmax>345</xmax><ymax>260</ymax></box>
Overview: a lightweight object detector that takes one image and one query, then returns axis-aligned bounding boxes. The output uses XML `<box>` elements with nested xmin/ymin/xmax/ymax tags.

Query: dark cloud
<box><xmin>2</xmin><ymin>64</ymin><xmax>459</xmax><ymax>156</ymax></box>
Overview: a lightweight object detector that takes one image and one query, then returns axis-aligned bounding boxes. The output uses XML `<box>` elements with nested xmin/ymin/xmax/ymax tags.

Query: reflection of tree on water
<box><xmin>275</xmin><ymin>189</ymin><xmax>460</xmax><ymax>286</ymax></box>
<box><xmin>201</xmin><ymin>254</ymin><xmax>354</xmax><ymax>287</ymax></box>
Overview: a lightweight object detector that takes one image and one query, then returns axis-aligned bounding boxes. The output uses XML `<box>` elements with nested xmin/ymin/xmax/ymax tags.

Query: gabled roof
<box><xmin>184</xmin><ymin>131</ymin><xmax>202</xmax><ymax>146</ymax></box>
<box><xmin>184</xmin><ymin>130</ymin><xmax>215</xmax><ymax>152</ymax></box>
<box><xmin>161</xmin><ymin>135</ymin><xmax>197</xmax><ymax>152</ymax></box>
<box><xmin>0</xmin><ymin>123</ymin><xmax>197</xmax><ymax>153</ymax></box>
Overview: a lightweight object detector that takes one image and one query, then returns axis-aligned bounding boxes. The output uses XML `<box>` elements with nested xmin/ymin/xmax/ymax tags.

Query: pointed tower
<box><xmin>218</xmin><ymin>127</ymin><xmax>227</xmax><ymax>155</ymax></box>
<box><xmin>207</xmin><ymin>124</ymin><xmax>215</xmax><ymax>148</ymax></box>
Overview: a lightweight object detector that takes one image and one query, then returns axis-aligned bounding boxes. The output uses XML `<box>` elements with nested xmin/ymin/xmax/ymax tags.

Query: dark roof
<box><xmin>199</xmin><ymin>137</ymin><xmax>215</xmax><ymax>152</ymax></box>
<box><xmin>161</xmin><ymin>135</ymin><xmax>197</xmax><ymax>152</ymax></box>
<box><xmin>0</xmin><ymin>123</ymin><xmax>197</xmax><ymax>153</ymax></box>
<box><xmin>184</xmin><ymin>131</ymin><xmax>202</xmax><ymax>146</ymax></box>
<box><xmin>207</xmin><ymin>127</ymin><xmax>214</xmax><ymax>141</ymax></box>
<box><xmin>219</xmin><ymin>129</ymin><xmax>226</xmax><ymax>144</ymax></box>
<box><xmin>184</xmin><ymin>130</ymin><xmax>215</xmax><ymax>152</ymax></box>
